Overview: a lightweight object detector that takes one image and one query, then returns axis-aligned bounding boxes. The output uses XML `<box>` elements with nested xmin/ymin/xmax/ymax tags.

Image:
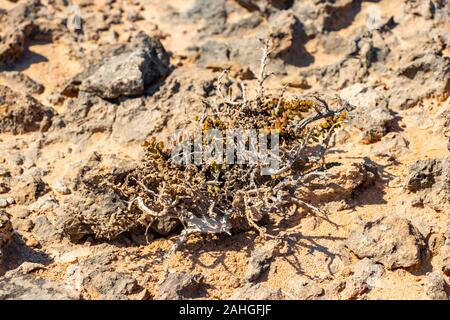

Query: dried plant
<box><xmin>104</xmin><ymin>39</ymin><xmax>355</xmax><ymax>262</ymax></box>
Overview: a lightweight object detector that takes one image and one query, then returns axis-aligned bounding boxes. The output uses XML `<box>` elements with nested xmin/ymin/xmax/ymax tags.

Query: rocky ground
<box><xmin>0</xmin><ymin>0</ymin><xmax>449</xmax><ymax>300</ymax></box>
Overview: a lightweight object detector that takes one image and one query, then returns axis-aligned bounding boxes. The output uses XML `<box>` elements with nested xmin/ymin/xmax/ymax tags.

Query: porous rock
<box><xmin>245</xmin><ymin>240</ymin><xmax>277</xmax><ymax>282</ymax></box>
<box><xmin>426</xmin><ymin>272</ymin><xmax>448</xmax><ymax>300</ymax></box>
<box><xmin>230</xmin><ymin>283</ymin><xmax>283</xmax><ymax>300</ymax></box>
<box><xmin>80</xmin><ymin>33</ymin><xmax>171</xmax><ymax>99</ymax></box>
<box><xmin>0</xmin><ymin>273</ymin><xmax>79</xmax><ymax>300</ymax></box>
<box><xmin>155</xmin><ymin>272</ymin><xmax>205</xmax><ymax>300</ymax></box>
<box><xmin>341</xmin><ymin>84</ymin><xmax>394</xmax><ymax>144</ymax></box>
<box><xmin>346</xmin><ymin>216</ymin><xmax>426</xmax><ymax>270</ymax></box>
<box><xmin>0</xmin><ymin>85</ymin><xmax>54</xmax><ymax>134</ymax></box>
<box><xmin>82</xmin><ymin>270</ymin><xmax>139</xmax><ymax>300</ymax></box>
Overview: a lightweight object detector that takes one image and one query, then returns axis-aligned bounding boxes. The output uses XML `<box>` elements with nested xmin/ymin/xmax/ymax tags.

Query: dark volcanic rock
<box><xmin>79</xmin><ymin>33</ymin><xmax>171</xmax><ymax>99</ymax></box>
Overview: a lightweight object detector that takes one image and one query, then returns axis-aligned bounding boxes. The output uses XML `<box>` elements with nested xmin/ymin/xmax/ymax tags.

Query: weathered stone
<box><xmin>441</xmin><ymin>242</ymin><xmax>450</xmax><ymax>276</ymax></box>
<box><xmin>0</xmin><ymin>198</ymin><xmax>9</xmax><ymax>209</ymax></box>
<box><xmin>0</xmin><ymin>273</ymin><xmax>79</xmax><ymax>300</ymax></box>
<box><xmin>236</xmin><ymin>0</ymin><xmax>293</xmax><ymax>14</ymax></box>
<box><xmin>325</xmin><ymin>279</ymin><xmax>347</xmax><ymax>299</ymax></box>
<box><xmin>326</xmin><ymin>258</ymin><xmax>384</xmax><ymax>299</ymax></box>
<box><xmin>387</xmin><ymin>50</ymin><xmax>450</xmax><ymax>110</ymax></box>
<box><xmin>53</xmin><ymin>180</ymin><xmax>71</xmax><ymax>195</ymax></box>
<box><xmin>0</xmin><ymin>71</ymin><xmax>44</xmax><ymax>95</ymax></box>
<box><xmin>0</xmin><ymin>85</ymin><xmax>54</xmax><ymax>134</ymax></box>
<box><xmin>406</xmin><ymin>159</ymin><xmax>442</xmax><ymax>192</ymax></box>
<box><xmin>0</xmin><ymin>210</ymin><xmax>13</xmax><ymax>264</ymax></box>
<box><xmin>288</xmin><ymin>278</ymin><xmax>324</xmax><ymax>300</ymax></box>
<box><xmin>28</xmin><ymin>194</ymin><xmax>59</xmax><ymax>212</ymax></box>
<box><xmin>230</xmin><ymin>283</ymin><xmax>283</xmax><ymax>300</ymax></box>
<box><xmin>268</xmin><ymin>10</ymin><xmax>311</xmax><ymax>67</ymax></box>
<box><xmin>352</xmin><ymin>258</ymin><xmax>384</xmax><ymax>290</ymax></box>
<box><xmin>405</xmin><ymin>156</ymin><xmax>450</xmax><ymax>212</ymax></box>
<box><xmin>56</xmin><ymin>154</ymin><xmax>139</xmax><ymax>241</ymax></box>
<box><xmin>300</xmin><ymin>159</ymin><xmax>378</xmax><ymax>203</ymax></box>
<box><xmin>426</xmin><ymin>272</ymin><xmax>448</xmax><ymax>300</ymax></box>
<box><xmin>32</xmin><ymin>215</ymin><xmax>61</xmax><ymax>246</ymax></box>
<box><xmin>245</xmin><ymin>240</ymin><xmax>276</xmax><ymax>283</ymax></box>
<box><xmin>80</xmin><ymin>33</ymin><xmax>170</xmax><ymax>99</ymax></box>
<box><xmin>346</xmin><ymin>216</ymin><xmax>426</xmax><ymax>269</ymax></box>
<box><xmin>12</xmin><ymin>175</ymin><xmax>48</xmax><ymax>205</ymax></box>
<box><xmin>341</xmin><ymin>84</ymin><xmax>393</xmax><ymax>144</ymax></box>
<box><xmin>155</xmin><ymin>272</ymin><xmax>205</xmax><ymax>300</ymax></box>
<box><xmin>82</xmin><ymin>270</ymin><xmax>138</xmax><ymax>300</ymax></box>
<box><xmin>185</xmin><ymin>0</ymin><xmax>227</xmax><ymax>38</ymax></box>
<box><xmin>371</xmin><ymin>132</ymin><xmax>410</xmax><ymax>160</ymax></box>
<box><xmin>110</xmin><ymin>97</ymin><xmax>161</xmax><ymax>145</ymax></box>
<box><xmin>428</xmin><ymin>233</ymin><xmax>446</xmax><ymax>255</ymax></box>
<box><xmin>341</xmin><ymin>277</ymin><xmax>369</xmax><ymax>300</ymax></box>
<box><xmin>0</xmin><ymin>182</ymin><xmax>9</xmax><ymax>194</ymax></box>
<box><xmin>0</xmin><ymin>0</ymin><xmax>42</xmax><ymax>64</ymax></box>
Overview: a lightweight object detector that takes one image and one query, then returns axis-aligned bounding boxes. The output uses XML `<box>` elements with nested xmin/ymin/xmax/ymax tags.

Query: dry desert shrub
<box><xmin>102</xmin><ymin>40</ymin><xmax>355</xmax><ymax>258</ymax></box>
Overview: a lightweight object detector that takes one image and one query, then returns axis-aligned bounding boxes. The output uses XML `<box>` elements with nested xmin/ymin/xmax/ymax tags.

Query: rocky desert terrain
<box><xmin>0</xmin><ymin>0</ymin><xmax>449</xmax><ymax>300</ymax></box>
